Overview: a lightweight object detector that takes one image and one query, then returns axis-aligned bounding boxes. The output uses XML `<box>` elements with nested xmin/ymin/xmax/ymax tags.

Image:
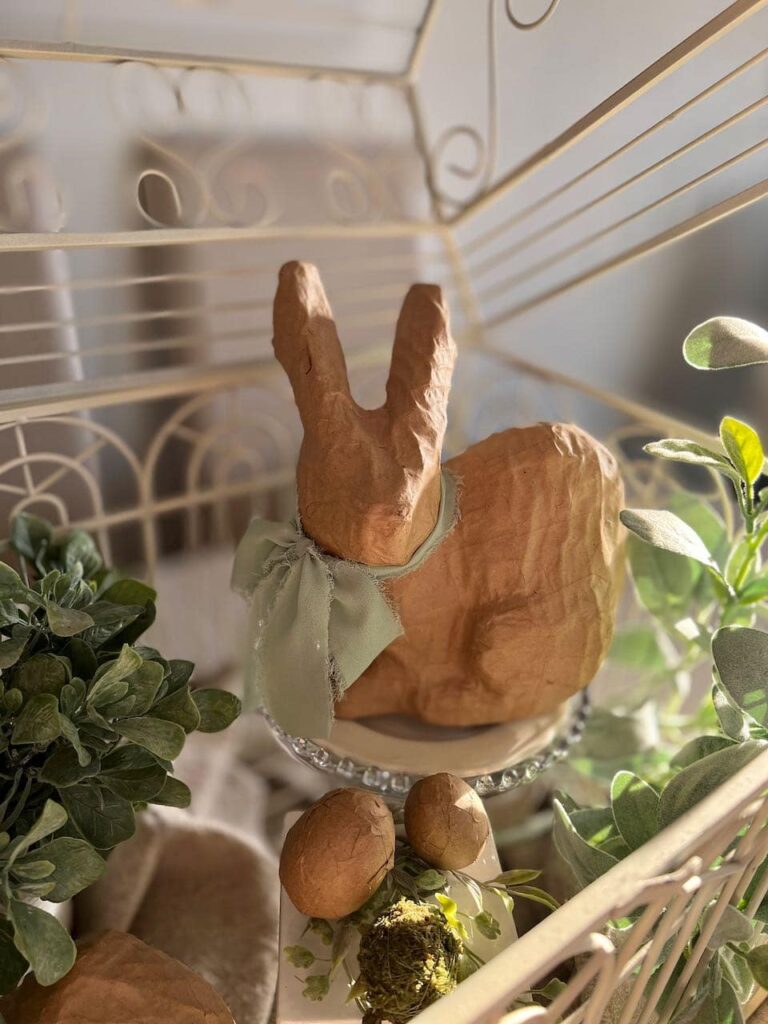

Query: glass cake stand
<box><xmin>264</xmin><ymin>689</ymin><xmax>591</xmax><ymax>797</ymax></box>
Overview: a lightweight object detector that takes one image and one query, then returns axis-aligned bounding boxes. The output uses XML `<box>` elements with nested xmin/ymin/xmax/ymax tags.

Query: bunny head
<box><xmin>273</xmin><ymin>261</ymin><xmax>456</xmax><ymax>566</ymax></box>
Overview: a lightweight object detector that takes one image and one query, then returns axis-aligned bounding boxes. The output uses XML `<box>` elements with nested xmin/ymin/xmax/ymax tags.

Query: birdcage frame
<box><xmin>1</xmin><ymin>1</ymin><xmax>767</xmax><ymax>1021</ymax></box>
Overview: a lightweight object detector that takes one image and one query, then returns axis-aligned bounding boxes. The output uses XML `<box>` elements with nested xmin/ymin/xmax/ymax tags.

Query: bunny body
<box><xmin>272</xmin><ymin>262</ymin><xmax>623</xmax><ymax>727</ymax></box>
<box><xmin>338</xmin><ymin>422</ymin><xmax>622</xmax><ymax>724</ymax></box>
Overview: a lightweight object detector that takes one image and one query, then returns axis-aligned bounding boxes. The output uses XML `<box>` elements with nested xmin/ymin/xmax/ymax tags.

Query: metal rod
<box><xmin>484</xmin><ymin>177</ymin><xmax>768</xmax><ymax>328</ymax></box>
<box><xmin>406</xmin><ymin>0</ymin><xmax>443</xmax><ymax>82</ymax></box>
<box><xmin>477</xmin><ymin>136</ymin><xmax>768</xmax><ymax>301</ymax></box>
<box><xmin>0</xmin><ymin>37</ymin><xmax>408</xmax><ymax>87</ymax></box>
<box><xmin>0</xmin><ymin>220</ymin><xmax>440</xmax><ymax>253</ymax></box>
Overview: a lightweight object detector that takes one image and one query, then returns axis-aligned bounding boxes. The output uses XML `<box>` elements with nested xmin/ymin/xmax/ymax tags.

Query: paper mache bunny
<box><xmin>232</xmin><ymin>261</ymin><xmax>623</xmax><ymax>738</ymax></box>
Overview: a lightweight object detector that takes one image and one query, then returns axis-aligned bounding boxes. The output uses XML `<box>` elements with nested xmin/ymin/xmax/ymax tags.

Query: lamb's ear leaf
<box><xmin>610</xmin><ymin>771</ymin><xmax>659</xmax><ymax>851</ymax></box>
<box><xmin>684</xmin><ymin>317</ymin><xmax>768</xmax><ymax>370</ymax></box>
<box><xmin>644</xmin><ymin>440</ymin><xmax>741</xmax><ymax>484</ymax></box>
<box><xmin>8</xmin><ymin>899</ymin><xmax>76</xmax><ymax>987</ymax></box>
<box><xmin>552</xmin><ymin>799</ymin><xmax>618</xmax><ymax>891</ymax></box>
<box><xmin>747</xmin><ymin>944</ymin><xmax>768</xmax><ymax>990</ymax></box>
<box><xmin>713</xmin><ymin>627</ymin><xmax>768</xmax><ymax>727</ymax></box>
<box><xmin>658</xmin><ymin>740</ymin><xmax>767</xmax><ymax>830</ymax></box>
<box><xmin>620</xmin><ymin>510</ymin><xmax>720</xmax><ymax>573</ymax></box>
<box><xmin>713</xmin><ymin>684</ymin><xmax>752</xmax><ymax>742</ymax></box>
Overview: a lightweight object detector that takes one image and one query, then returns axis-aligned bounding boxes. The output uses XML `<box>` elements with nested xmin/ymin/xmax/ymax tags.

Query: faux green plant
<box><xmin>554</xmin><ymin>316</ymin><xmax>768</xmax><ymax>1022</ymax></box>
<box><xmin>0</xmin><ymin>514</ymin><xmax>241</xmax><ymax>994</ymax></box>
<box><xmin>285</xmin><ymin>839</ymin><xmax>558</xmax><ymax>1021</ymax></box>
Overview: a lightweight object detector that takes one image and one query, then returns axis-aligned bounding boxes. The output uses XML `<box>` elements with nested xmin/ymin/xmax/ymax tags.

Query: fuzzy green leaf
<box><xmin>9</xmin><ymin>800</ymin><xmax>68</xmax><ymax>866</ymax></box>
<box><xmin>747</xmin><ymin>944</ymin><xmax>768</xmax><ymax>990</ymax></box>
<box><xmin>192</xmin><ymin>689</ymin><xmax>241</xmax><ymax>733</ymax></box>
<box><xmin>490</xmin><ymin>868</ymin><xmax>541</xmax><ymax>886</ymax></box>
<box><xmin>59</xmin><ymin>784</ymin><xmax>135</xmax><ymax>851</ymax></box>
<box><xmin>659</xmin><ymin>740</ymin><xmax>767</xmax><ymax>830</ymax></box>
<box><xmin>15</xmin><ymin>654</ymin><xmax>69</xmax><ymax>699</ymax></box>
<box><xmin>20</xmin><ymin>837</ymin><xmax>105</xmax><ymax>902</ymax></box>
<box><xmin>152</xmin><ymin>686</ymin><xmax>201</xmax><ymax>733</ymax></box>
<box><xmin>671</xmin><ymin>736</ymin><xmax>736</xmax><ymax>769</ymax></box>
<box><xmin>149</xmin><ymin>776</ymin><xmax>191</xmax><ymax>809</ymax></box>
<box><xmin>191</xmin><ymin>688</ymin><xmax>239</xmax><ymax>737</ymax></box>
<box><xmin>45</xmin><ymin>602</ymin><xmax>95</xmax><ymax>638</ymax></box>
<box><xmin>9</xmin><ymin>898</ymin><xmax>76</xmax><ymax>987</ymax></box>
<box><xmin>713</xmin><ymin>627</ymin><xmax>768</xmax><ymax>727</ymax></box>
<box><xmin>11</xmin><ymin>859</ymin><xmax>55</xmax><ymax>881</ymax></box>
<box><xmin>684</xmin><ymin>317</ymin><xmax>768</xmax><ymax>370</ymax></box>
<box><xmin>620</xmin><ymin>510</ymin><xmax>720</xmax><ymax>573</ymax></box>
<box><xmin>644</xmin><ymin>439</ymin><xmax>740</xmax><ymax>483</ymax></box>
<box><xmin>610</xmin><ymin>771</ymin><xmax>660</xmax><ymax>850</ymax></box>
<box><xmin>88</xmin><ymin>645</ymin><xmax>143</xmax><ymax>702</ymax></box>
<box><xmin>720</xmin><ymin>417</ymin><xmax>764</xmax><ymax>486</ymax></box>
<box><xmin>166</xmin><ymin>660</ymin><xmax>194</xmax><ymax>694</ymax></box>
<box><xmin>100</xmin><ymin>745</ymin><xmax>166</xmax><ymax>802</ymax></box>
<box><xmin>0</xmin><ymin>636</ymin><xmax>27</xmax><ymax>670</ymax></box>
<box><xmin>115</xmin><ymin>717</ymin><xmax>185</xmax><ymax>760</ymax></box>
<box><xmin>61</xmin><ymin>531</ymin><xmax>102</xmax><ymax>577</ymax></box>
<box><xmin>39</xmin><ymin>745</ymin><xmax>98</xmax><ymax>787</ymax></box>
<box><xmin>11</xmin><ymin>693</ymin><xmax>62</xmax><ymax>746</ymax></box>
<box><xmin>704</xmin><ymin>904</ymin><xmax>753</xmax><ymax>950</ymax></box>
<box><xmin>626</xmin><ymin>535</ymin><xmax>700</xmax><ymax>619</ymax></box>
<box><xmin>552</xmin><ymin>800</ymin><xmax>618</xmax><ymax>890</ymax></box>
<box><xmin>99</xmin><ymin>578</ymin><xmax>156</xmax><ymax>607</ymax></box>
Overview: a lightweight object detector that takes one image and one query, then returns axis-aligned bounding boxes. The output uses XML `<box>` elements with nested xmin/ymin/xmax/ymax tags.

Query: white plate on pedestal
<box><xmin>266</xmin><ymin>689</ymin><xmax>590</xmax><ymax>797</ymax></box>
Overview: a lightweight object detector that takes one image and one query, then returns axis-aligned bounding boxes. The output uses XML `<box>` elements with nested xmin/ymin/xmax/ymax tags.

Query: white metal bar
<box><xmin>413</xmin><ymin>749</ymin><xmax>768</xmax><ymax>1023</ymax></box>
<box><xmin>484</xmin><ymin>178</ymin><xmax>768</xmax><ymax>328</ymax></box>
<box><xmin>0</xmin><ymin>221</ymin><xmax>440</xmax><ymax>254</ymax></box>
<box><xmin>0</xmin><ymin>37</ymin><xmax>407</xmax><ymax>86</ymax></box>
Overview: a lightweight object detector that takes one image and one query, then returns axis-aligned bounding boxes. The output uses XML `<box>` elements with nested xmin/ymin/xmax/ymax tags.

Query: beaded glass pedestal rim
<box><xmin>263</xmin><ymin>689</ymin><xmax>592</xmax><ymax>797</ymax></box>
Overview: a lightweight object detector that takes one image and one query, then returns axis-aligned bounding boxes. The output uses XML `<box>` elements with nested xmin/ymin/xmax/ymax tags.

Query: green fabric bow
<box><xmin>231</xmin><ymin>470</ymin><xmax>457</xmax><ymax>739</ymax></box>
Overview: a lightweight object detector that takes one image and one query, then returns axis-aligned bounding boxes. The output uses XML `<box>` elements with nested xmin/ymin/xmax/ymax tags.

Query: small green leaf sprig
<box><xmin>555</xmin><ymin>317</ymin><xmax>768</xmax><ymax>1023</ymax></box>
<box><xmin>0</xmin><ymin>514</ymin><xmax>241</xmax><ymax>994</ymax></box>
<box><xmin>284</xmin><ymin>839</ymin><xmax>557</xmax><ymax>1019</ymax></box>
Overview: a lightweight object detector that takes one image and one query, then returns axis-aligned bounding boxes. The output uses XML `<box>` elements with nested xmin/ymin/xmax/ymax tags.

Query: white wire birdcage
<box><xmin>0</xmin><ymin>1</ymin><xmax>767</xmax><ymax>1021</ymax></box>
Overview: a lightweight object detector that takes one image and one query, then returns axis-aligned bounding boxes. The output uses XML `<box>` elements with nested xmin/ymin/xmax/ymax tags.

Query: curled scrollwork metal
<box><xmin>429</xmin><ymin>0</ymin><xmax>498</xmax><ymax>211</ymax></box>
<box><xmin>504</xmin><ymin>0</ymin><xmax>562</xmax><ymax>30</ymax></box>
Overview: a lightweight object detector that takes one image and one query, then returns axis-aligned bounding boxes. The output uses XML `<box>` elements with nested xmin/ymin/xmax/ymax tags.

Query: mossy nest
<box><xmin>357</xmin><ymin>898</ymin><xmax>462</xmax><ymax>1024</ymax></box>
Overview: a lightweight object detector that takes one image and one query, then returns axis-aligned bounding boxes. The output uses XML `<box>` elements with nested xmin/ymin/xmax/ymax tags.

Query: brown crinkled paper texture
<box><xmin>272</xmin><ymin>261</ymin><xmax>624</xmax><ymax>728</ymax></box>
<box><xmin>0</xmin><ymin>930</ymin><xmax>235</xmax><ymax>1024</ymax></box>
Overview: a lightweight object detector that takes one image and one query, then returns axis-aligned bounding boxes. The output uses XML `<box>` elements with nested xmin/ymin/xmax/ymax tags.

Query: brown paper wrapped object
<box><xmin>0</xmin><ymin>930</ymin><xmax>236</xmax><ymax>1024</ymax></box>
<box><xmin>274</xmin><ymin>262</ymin><xmax>623</xmax><ymax>726</ymax></box>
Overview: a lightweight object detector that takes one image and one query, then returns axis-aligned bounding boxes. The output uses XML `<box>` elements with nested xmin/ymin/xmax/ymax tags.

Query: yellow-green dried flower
<box><xmin>357</xmin><ymin>898</ymin><xmax>462</xmax><ymax>1023</ymax></box>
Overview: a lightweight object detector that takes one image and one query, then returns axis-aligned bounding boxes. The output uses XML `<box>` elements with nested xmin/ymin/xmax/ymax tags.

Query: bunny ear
<box><xmin>273</xmin><ymin>261</ymin><xmax>351</xmax><ymax>419</ymax></box>
<box><xmin>385</xmin><ymin>284</ymin><xmax>456</xmax><ymax>431</ymax></box>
